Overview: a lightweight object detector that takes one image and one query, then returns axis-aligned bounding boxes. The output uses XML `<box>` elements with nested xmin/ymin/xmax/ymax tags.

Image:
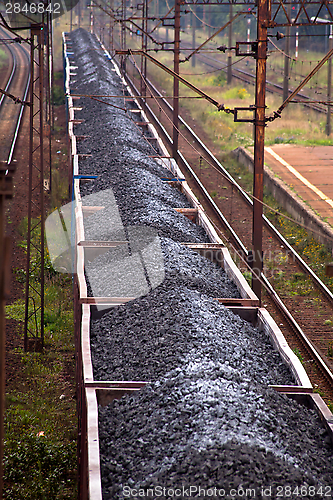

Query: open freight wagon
<box><xmin>62</xmin><ymin>30</ymin><xmax>333</xmax><ymax>500</ymax></box>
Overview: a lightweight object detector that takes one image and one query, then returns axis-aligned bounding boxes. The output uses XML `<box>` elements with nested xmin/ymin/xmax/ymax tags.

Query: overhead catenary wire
<box><xmin>0</xmin><ymin>87</ymin><xmax>31</xmax><ymax>106</ymax></box>
<box><xmin>119</xmin><ymin>56</ymin><xmax>333</xmax><ymax>323</ymax></box>
<box><xmin>70</xmin><ymin>93</ymin><xmax>203</xmax><ymax>99</ymax></box>
<box><xmin>180</xmin><ymin>55</ymin><xmax>248</xmax><ymax>76</ymax></box>
<box><xmin>91</xmin><ymin>0</ymin><xmax>162</xmax><ymax>47</ymax></box>
<box><xmin>182</xmin><ymin>4</ymin><xmax>222</xmax><ymax>30</ymax></box>
<box><xmin>268</xmin><ymin>37</ymin><xmax>296</xmax><ymax>61</ymax></box>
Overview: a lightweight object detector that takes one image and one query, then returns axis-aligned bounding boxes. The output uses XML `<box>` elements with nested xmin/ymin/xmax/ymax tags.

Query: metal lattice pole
<box><xmin>173</xmin><ymin>0</ymin><xmax>180</xmax><ymax>162</ymax></box>
<box><xmin>24</xmin><ymin>25</ymin><xmax>45</xmax><ymax>352</ymax></box>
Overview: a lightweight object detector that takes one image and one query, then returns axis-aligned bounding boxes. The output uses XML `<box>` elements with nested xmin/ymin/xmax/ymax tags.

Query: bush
<box><xmin>4</xmin><ymin>434</ymin><xmax>76</xmax><ymax>499</ymax></box>
<box><xmin>213</xmin><ymin>71</ymin><xmax>226</xmax><ymax>87</ymax></box>
<box><xmin>52</xmin><ymin>86</ymin><xmax>65</xmax><ymax>106</ymax></box>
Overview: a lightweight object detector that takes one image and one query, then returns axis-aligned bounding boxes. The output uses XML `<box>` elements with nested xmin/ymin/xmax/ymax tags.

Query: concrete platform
<box><xmin>233</xmin><ymin>145</ymin><xmax>333</xmax><ymax>250</ymax></box>
<box><xmin>264</xmin><ymin>145</ymin><xmax>333</xmax><ymax>227</ymax></box>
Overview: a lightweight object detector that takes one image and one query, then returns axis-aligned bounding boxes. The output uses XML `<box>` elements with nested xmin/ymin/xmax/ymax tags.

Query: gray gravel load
<box><xmin>91</xmin><ymin>284</ymin><xmax>291</xmax><ymax>383</ymax></box>
<box><xmin>85</xmin><ymin>237</ymin><xmax>240</xmax><ymax>306</ymax></box>
<box><xmin>99</xmin><ymin>378</ymin><xmax>333</xmax><ymax>499</ymax></box>
<box><xmin>66</xmin><ymin>29</ymin><xmax>333</xmax><ymax>500</ymax></box>
<box><xmin>70</xmin><ymin>29</ymin><xmax>209</xmax><ymax>243</ymax></box>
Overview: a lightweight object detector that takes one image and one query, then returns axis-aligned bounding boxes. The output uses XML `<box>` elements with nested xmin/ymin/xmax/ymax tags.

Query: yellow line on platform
<box><xmin>265</xmin><ymin>147</ymin><xmax>333</xmax><ymax>210</ymax></box>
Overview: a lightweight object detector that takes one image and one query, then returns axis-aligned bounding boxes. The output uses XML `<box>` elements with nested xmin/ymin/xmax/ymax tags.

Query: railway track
<box><xmin>120</xmin><ymin>57</ymin><xmax>333</xmax><ymax>397</ymax></box>
<box><xmin>194</xmin><ymin>52</ymin><xmax>327</xmax><ymax>114</ymax></box>
<box><xmin>154</xmin><ymin>32</ymin><xmax>327</xmax><ymax>115</ymax></box>
<box><xmin>0</xmin><ymin>26</ymin><xmax>30</xmax><ymax>166</ymax></box>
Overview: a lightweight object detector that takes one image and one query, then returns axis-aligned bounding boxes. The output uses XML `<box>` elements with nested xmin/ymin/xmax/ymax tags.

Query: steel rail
<box><xmin>0</xmin><ymin>39</ymin><xmax>16</xmax><ymax>108</ymax></box>
<box><xmin>0</xmin><ymin>26</ymin><xmax>30</xmax><ymax>165</ymax></box>
<box><xmin>121</xmin><ymin>66</ymin><xmax>333</xmax><ymax>389</ymax></box>
<box><xmin>6</xmin><ymin>72</ymin><xmax>30</xmax><ymax>165</ymax></box>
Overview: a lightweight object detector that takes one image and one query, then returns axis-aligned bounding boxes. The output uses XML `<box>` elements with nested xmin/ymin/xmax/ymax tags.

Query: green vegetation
<box><xmin>52</xmin><ymin>71</ymin><xmax>66</xmax><ymax>106</ymax></box>
<box><xmin>216</xmin><ymin>155</ymin><xmax>333</xmax><ymax>296</ymax></box>
<box><xmin>265</xmin><ymin>197</ymin><xmax>333</xmax><ymax>290</ymax></box>
<box><xmin>328</xmin><ymin>343</ymin><xmax>333</xmax><ymax>358</ymax></box>
<box><xmin>293</xmin><ymin>347</ymin><xmax>304</xmax><ymax>364</ymax></box>
<box><xmin>52</xmin><ymin>86</ymin><xmax>65</xmax><ymax>106</ymax></box>
<box><xmin>50</xmin><ymin>168</ymin><xmax>70</xmax><ymax>210</ymax></box>
<box><xmin>4</xmin><ymin>250</ymin><xmax>77</xmax><ymax>499</ymax></box>
<box><xmin>0</xmin><ymin>48</ymin><xmax>9</xmax><ymax>68</ymax></box>
<box><xmin>150</xmin><ymin>44</ymin><xmax>333</xmax><ymax>151</ymax></box>
<box><xmin>242</xmin><ymin>270</ymin><xmax>252</xmax><ymax>286</ymax></box>
<box><xmin>4</xmin><ymin>379</ymin><xmax>76</xmax><ymax>499</ymax></box>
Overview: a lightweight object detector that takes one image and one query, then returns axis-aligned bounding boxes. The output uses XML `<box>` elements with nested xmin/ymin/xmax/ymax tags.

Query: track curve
<box><xmin>0</xmin><ymin>26</ymin><xmax>30</xmax><ymax>165</ymax></box>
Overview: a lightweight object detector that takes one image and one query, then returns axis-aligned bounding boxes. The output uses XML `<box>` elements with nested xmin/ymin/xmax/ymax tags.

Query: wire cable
<box><xmin>125</xmin><ymin>51</ymin><xmax>333</xmax><ymax>243</ymax></box>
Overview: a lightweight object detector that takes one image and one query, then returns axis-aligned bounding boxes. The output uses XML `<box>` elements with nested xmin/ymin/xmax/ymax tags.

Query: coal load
<box><xmin>91</xmin><ymin>281</ymin><xmax>292</xmax><ymax>383</ymax></box>
<box><xmin>99</xmin><ymin>379</ymin><xmax>333</xmax><ymax>499</ymax></box>
<box><xmin>67</xmin><ymin>29</ymin><xmax>333</xmax><ymax>500</ymax></box>
<box><xmin>70</xmin><ymin>29</ymin><xmax>209</xmax><ymax>243</ymax></box>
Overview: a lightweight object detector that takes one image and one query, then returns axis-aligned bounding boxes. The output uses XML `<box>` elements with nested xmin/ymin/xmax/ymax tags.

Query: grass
<box><xmin>328</xmin><ymin>343</ymin><xmax>333</xmax><ymax>358</ymax></box>
<box><xmin>150</xmin><ymin>37</ymin><xmax>333</xmax><ymax>299</ymax></box>
<box><xmin>293</xmin><ymin>347</ymin><xmax>304</xmax><ymax>364</ymax></box>
<box><xmin>212</xmin><ymin>154</ymin><xmax>333</xmax><ymax>296</ymax></box>
<box><xmin>265</xmin><ymin>196</ymin><xmax>333</xmax><ymax>288</ymax></box>
<box><xmin>4</xmin><ymin>258</ymin><xmax>77</xmax><ymax>499</ymax></box>
<box><xmin>5</xmin><ymin>25</ymin><xmax>330</xmax><ymax>496</ymax></box>
<box><xmin>149</xmin><ymin>43</ymin><xmax>333</xmax><ymax>319</ymax></box>
<box><xmin>0</xmin><ymin>47</ymin><xmax>9</xmax><ymax>68</ymax></box>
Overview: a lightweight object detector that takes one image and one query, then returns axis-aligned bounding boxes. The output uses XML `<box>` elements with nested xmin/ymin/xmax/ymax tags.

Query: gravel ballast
<box><xmin>67</xmin><ymin>29</ymin><xmax>333</xmax><ymax>500</ymax></box>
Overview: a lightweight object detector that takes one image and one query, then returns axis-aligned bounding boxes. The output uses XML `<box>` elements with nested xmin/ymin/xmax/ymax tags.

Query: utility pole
<box><xmin>192</xmin><ymin>5</ymin><xmax>196</xmax><ymax>67</ymax></box>
<box><xmin>310</xmin><ymin>16</ymin><xmax>333</xmax><ymax>136</ymax></box>
<box><xmin>90</xmin><ymin>0</ymin><xmax>94</xmax><ymax>33</ymax></box>
<box><xmin>227</xmin><ymin>3</ymin><xmax>232</xmax><ymax>84</ymax></box>
<box><xmin>140</xmin><ymin>0</ymin><xmax>148</xmax><ymax>97</ymax></box>
<box><xmin>110</xmin><ymin>0</ymin><xmax>114</xmax><ymax>53</ymax></box>
<box><xmin>203</xmin><ymin>4</ymin><xmax>206</xmax><ymax>33</ymax></box>
<box><xmin>173</xmin><ymin>0</ymin><xmax>181</xmax><ymax>161</ymax></box>
<box><xmin>327</xmin><ymin>25</ymin><xmax>332</xmax><ymax>136</ymax></box>
<box><xmin>46</xmin><ymin>13</ymin><xmax>53</xmax><ymax>193</ymax></box>
<box><xmin>0</xmin><ymin>176</ymin><xmax>12</xmax><ymax>500</ymax></box>
<box><xmin>251</xmin><ymin>0</ymin><xmax>269</xmax><ymax>301</ymax></box>
<box><xmin>121</xmin><ymin>0</ymin><xmax>126</xmax><ymax>72</ymax></box>
<box><xmin>24</xmin><ymin>25</ymin><xmax>45</xmax><ymax>352</ymax></box>
<box><xmin>283</xmin><ymin>2</ymin><xmax>291</xmax><ymax>101</ymax></box>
